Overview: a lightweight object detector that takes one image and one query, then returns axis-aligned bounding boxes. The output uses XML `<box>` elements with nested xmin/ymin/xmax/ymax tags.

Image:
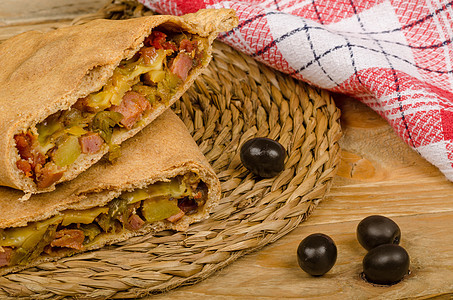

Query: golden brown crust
<box><xmin>0</xmin><ymin>110</ymin><xmax>221</xmax><ymax>275</ymax></box>
<box><xmin>0</xmin><ymin>110</ymin><xmax>220</xmax><ymax>227</ymax></box>
<box><xmin>0</xmin><ymin>8</ymin><xmax>238</xmax><ymax>193</ymax></box>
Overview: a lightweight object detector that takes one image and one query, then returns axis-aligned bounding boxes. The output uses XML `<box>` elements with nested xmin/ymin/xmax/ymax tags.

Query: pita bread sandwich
<box><xmin>0</xmin><ymin>9</ymin><xmax>237</xmax><ymax>193</ymax></box>
<box><xmin>0</xmin><ymin>109</ymin><xmax>221</xmax><ymax>275</ymax></box>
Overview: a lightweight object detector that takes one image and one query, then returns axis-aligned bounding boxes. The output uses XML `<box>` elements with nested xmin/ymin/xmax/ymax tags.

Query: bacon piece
<box><xmin>166</xmin><ymin>210</ymin><xmax>185</xmax><ymax>223</ymax></box>
<box><xmin>144</xmin><ymin>31</ymin><xmax>166</xmax><ymax>49</ymax></box>
<box><xmin>36</xmin><ymin>163</ymin><xmax>64</xmax><ymax>189</ymax></box>
<box><xmin>127</xmin><ymin>214</ymin><xmax>145</xmax><ymax>231</ymax></box>
<box><xmin>139</xmin><ymin>47</ymin><xmax>158</xmax><ymax>65</ymax></box>
<box><xmin>16</xmin><ymin>160</ymin><xmax>32</xmax><ymax>177</ymax></box>
<box><xmin>0</xmin><ymin>247</ymin><xmax>13</xmax><ymax>267</ymax></box>
<box><xmin>163</xmin><ymin>41</ymin><xmax>177</xmax><ymax>51</ymax></box>
<box><xmin>15</xmin><ymin>132</ymin><xmax>48</xmax><ymax>179</ymax></box>
<box><xmin>14</xmin><ymin>132</ymin><xmax>34</xmax><ymax>161</ymax></box>
<box><xmin>109</xmin><ymin>91</ymin><xmax>151</xmax><ymax>130</ymax></box>
<box><xmin>144</xmin><ymin>31</ymin><xmax>177</xmax><ymax>51</ymax></box>
<box><xmin>79</xmin><ymin>133</ymin><xmax>104</xmax><ymax>154</ymax></box>
<box><xmin>179</xmin><ymin>39</ymin><xmax>197</xmax><ymax>53</ymax></box>
<box><xmin>169</xmin><ymin>53</ymin><xmax>193</xmax><ymax>81</ymax></box>
<box><xmin>50</xmin><ymin>229</ymin><xmax>85</xmax><ymax>250</ymax></box>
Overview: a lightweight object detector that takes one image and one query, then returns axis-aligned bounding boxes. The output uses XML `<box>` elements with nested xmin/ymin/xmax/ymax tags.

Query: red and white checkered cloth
<box><xmin>139</xmin><ymin>0</ymin><xmax>453</xmax><ymax>181</ymax></box>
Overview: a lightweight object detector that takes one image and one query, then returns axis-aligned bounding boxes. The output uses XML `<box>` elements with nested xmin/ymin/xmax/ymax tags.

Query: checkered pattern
<box><xmin>140</xmin><ymin>0</ymin><xmax>453</xmax><ymax>181</ymax></box>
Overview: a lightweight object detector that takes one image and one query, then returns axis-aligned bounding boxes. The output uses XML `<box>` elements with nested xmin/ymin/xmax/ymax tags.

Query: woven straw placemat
<box><xmin>0</xmin><ymin>1</ymin><xmax>342</xmax><ymax>299</ymax></box>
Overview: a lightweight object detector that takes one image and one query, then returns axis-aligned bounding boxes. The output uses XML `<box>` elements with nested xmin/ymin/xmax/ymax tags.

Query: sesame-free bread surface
<box><xmin>0</xmin><ymin>8</ymin><xmax>237</xmax><ymax>193</ymax></box>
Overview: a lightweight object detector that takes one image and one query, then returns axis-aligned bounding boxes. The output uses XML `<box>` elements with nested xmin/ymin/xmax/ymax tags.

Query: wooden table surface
<box><xmin>1</xmin><ymin>1</ymin><xmax>453</xmax><ymax>299</ymax></box>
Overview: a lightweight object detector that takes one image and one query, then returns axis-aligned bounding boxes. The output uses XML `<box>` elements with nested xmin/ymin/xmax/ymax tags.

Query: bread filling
<box><xmin>14</xmin><ymin>30</ymin><xmax>208</xmax><ymax>189</ymax></box>
<box><xmin>0</xmin><ymin>172</ymin><xmax>207</xmax><ymax>268</ymax></box>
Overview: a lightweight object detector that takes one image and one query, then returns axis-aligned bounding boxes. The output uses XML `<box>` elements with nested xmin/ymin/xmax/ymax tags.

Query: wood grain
<box><xmin>150</xmin><ymin>212</ymin><xmax>453</xmax><ymax>299</ymax></box>
<box><xmin>1</xmin><ymin>1</ymin><xmax>453</xmax><ymax>299</ymax></box>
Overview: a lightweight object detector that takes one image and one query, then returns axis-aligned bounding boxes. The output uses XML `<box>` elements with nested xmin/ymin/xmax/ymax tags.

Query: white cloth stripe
<box><xmin>369</xmin><ymin>90</ymin><xmax>440</xmax><ymax>118</ymax></box>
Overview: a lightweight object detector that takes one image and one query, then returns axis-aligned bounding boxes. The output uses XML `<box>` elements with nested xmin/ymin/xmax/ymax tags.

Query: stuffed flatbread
<box><xmin>0</xmin><ymin>9</ymin><xmax>237</xmax><ymax>193</ymax></box>
<box><xmin>0</xmin><ymin>110</ymin><xmax>221</xmax><ymax>275</ymax></box>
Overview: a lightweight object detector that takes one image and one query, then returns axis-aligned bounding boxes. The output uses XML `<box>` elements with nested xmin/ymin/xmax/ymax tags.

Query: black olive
<box><xmin>357</xmin><ymin>215</ymin><xmax>401</xmax><ymax>251</ymax></box>
<box><xmin>297</xmin><ymin>233</ymin><xmax>337</xmax><ymax>276</ymax></box>
<box><xmin>363</xmin><ymin>244</ymin><xmax>410</xmax><ymax>285</ymax></box>
<box><xmin>240</xmin><ymin>137</ymin><xmax>285</xmax><ymax>178</ymax></box>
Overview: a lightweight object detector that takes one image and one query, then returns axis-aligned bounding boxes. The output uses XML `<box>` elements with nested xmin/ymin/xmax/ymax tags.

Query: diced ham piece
<box><xmin>0</xmin><ymin>247</ymin><xmax>13</xmax><ymax>267</ymax></box>
<box><xmin>109</xmin><ymin>91</ymin><xmax>151</xmax><ymax>130</ymax></box>
<box><xmin>79</xmin><ymin>133</ymin><xmax>104</xmax><ymax>154</ymax></box>
<box><xmin>50</xmin><ymin>229</ymin><xmax>85</xmax><ymax>250</ymax></box>
<box><xmin>180</xmin><ymin>39</ymin><xmax>202</xmax><ymax>67</ymax></box>
<box><xmin>127</xmin><ymin>214</ymin><xmax>145</xmax><ymax>231</ymax></box>
<box><xmin>166</xmin><ymin>210</ymin><xmax>185</xmax><ymax>223</ymax></box>
<box><xmin>36</xmin><ymin>163</ymin><xmax>64</xmax><ymax>189</ymax></box>
<box><xmin>169</xmin><ymin>53</ymin><xmax>193</xmax><ymax>81</ymax></box>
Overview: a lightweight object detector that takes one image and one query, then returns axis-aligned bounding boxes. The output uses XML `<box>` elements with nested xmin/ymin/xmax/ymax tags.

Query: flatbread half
<box><xmin>0</xmin><ymin>110</ymin><xmax>221</xmax><ymax>275</ymax></box>
<box><xmin>0</xmin><ymin>8</ymin><xmax>237</xmax><ymax>193</ymax></box>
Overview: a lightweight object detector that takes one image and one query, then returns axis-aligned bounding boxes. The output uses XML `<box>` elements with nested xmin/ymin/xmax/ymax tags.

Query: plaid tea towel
<box><xmin>139</xmin><ymin>0</ymin><xmax>453</xmax><ymax>181</ymax></box>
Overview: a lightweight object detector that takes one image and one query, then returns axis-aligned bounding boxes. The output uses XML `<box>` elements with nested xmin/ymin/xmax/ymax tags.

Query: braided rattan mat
<box><xmin>0</xmin><ymin>2</ymin><xmax>342</xmax><ymax>299</ymax></box>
